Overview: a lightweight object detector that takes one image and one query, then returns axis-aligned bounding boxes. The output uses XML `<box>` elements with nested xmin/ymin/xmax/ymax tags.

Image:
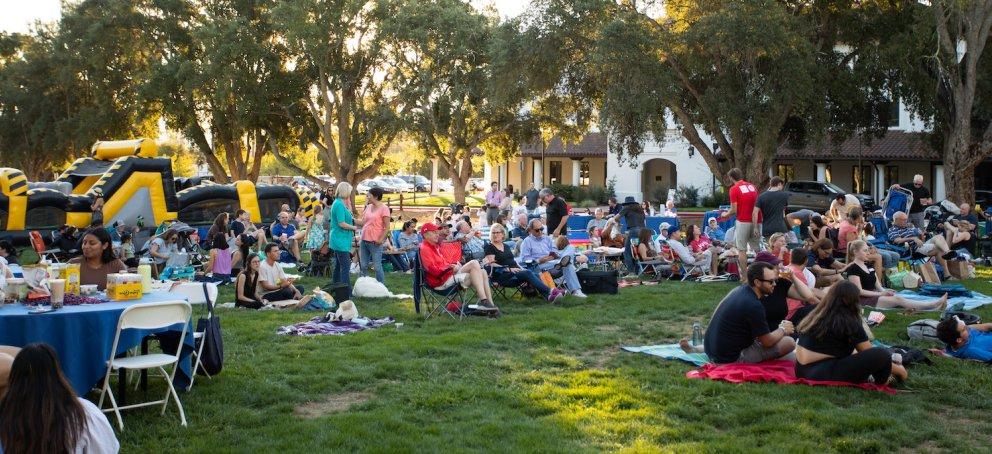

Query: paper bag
<box><xmin>915</xmin><ymin>262</ymin><xmax>941</xmax><ymax>284</ymax></box>
<box><xmin>946</xmin><ymin>260</ymin><xmax>970</xmax><ymax>280</ymax></box>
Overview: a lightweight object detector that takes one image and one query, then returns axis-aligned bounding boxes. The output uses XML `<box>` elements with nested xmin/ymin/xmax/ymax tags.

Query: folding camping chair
<box><xmin>487</xmin><ymin>266</ymin><xmax>525</xmax><ymax>301</ymax></box>
<box><xmin>883</xmin><ymin>186</ymin><xmax>914</xmax><ymax>225</ymax></box>
<box><xmin>30</xmin><ymin>230</ymin><xmax>63</xmax><ymax>263</ymax></box>
<box><xmin>630</xmin><ymin>238</ymin><xmax>669</xmax><ymax>279</ymax></box>
<box><xmin>412</xmin><ymin>253</ymin><xmax>476</xmax><ymax>320</ymax></box>
<box><xmin>98</xmin><ymin>301</ymin><xmax>192</xmax><ymax>430</ymax></box>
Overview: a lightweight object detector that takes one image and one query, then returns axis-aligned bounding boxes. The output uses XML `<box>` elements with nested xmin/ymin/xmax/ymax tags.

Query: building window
<box><xmin>852</xmin><ymin>165</ymin><xmax>873</xmax><ymax>195</ymax></box>
<box><xmin>886</xmin><ymin>97</ymin><xmax>901</xmax><ymax>128</ymax></box>
<box><xmin>579</xmin><ymin>161</ymin><xmax>590</xmax><ymax>186</ymax></box>
<box><xmin>775</xmin><ymin>164</ymin><xmax>794</xmax><ymax>183</ymax></box>
<box><xmin>549</xmin><ymin>161</ymin><xmax>562</xmax><ymax>185</ymax></box>
<box><xmin>885</xmin><ymin>166</ymin><xmax>899</xmax><ymax>189</ymax></box>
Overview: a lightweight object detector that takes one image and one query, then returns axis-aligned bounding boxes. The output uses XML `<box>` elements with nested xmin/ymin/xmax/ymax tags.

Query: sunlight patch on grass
<box><xmin>523</xmin><ymin>368</ymin><xmax>675</xmax><ymax>450</ymax></box>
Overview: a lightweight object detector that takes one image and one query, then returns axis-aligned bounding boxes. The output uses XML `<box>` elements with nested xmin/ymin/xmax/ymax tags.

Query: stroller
<box><xmin>141</xmin><ymin>221</ymin><xmax>208</xmax><ymax>272</ymax></box>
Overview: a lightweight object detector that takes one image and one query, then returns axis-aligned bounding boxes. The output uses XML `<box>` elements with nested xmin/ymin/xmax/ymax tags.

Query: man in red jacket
<box><xmin>419</xmin><ymin>223</ymin><xmax>498</xmax><ymax>312</ymax></box>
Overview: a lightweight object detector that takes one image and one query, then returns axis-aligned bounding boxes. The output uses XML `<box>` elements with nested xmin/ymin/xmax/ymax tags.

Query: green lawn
<box><xmin>355</xmin><ymin>192</ymin><xmax>485</xmax><ymax>207</ymax></box>
<box><xmin>100</xmin><ymin>271</ymin><xmax>992</xmax><ymax>452</ymax></box>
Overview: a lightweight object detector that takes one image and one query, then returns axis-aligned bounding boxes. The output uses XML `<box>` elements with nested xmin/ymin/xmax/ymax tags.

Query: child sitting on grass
<box><xmin>937</xmin><ymin>317</ymin><xmax>992</xmax><ymax>362</ymax></box>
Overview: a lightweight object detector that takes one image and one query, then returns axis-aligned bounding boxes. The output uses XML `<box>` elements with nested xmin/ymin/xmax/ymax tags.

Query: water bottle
<box><xmin>691</xmin><ymin>322</ymin><xmax>703</xmax><ymax>347</ymax></box>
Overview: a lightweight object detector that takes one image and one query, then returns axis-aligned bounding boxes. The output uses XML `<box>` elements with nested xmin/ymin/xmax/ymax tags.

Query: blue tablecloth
<box><xmin>0</xmin><ymin>292</ymin><xmax>195</xmax><ymax>396</ymax></box>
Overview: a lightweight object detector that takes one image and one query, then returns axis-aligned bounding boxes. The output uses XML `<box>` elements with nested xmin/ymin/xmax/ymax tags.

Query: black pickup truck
<box><xmin>783</xmin><ymin>181</ymin><xmax>877</xmax><ymax>213</ymax></box>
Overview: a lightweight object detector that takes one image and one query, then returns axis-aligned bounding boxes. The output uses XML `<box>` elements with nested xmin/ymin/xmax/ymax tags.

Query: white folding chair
<box><xmin>98</xmin><ymin>300</ymin><xmax>192</xmax><ymax>430</ymax></box>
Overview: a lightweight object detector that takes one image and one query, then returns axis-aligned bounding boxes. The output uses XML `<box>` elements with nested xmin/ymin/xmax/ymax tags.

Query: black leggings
<box><xmin>795</xmin><ymin>347</ymin><xmax>892</xmax><ymax>384</ymax></box>
<box><xmin>236</xmin><ymin>298</ymin><xmax>264</xmax><ymax>309</ymax></box>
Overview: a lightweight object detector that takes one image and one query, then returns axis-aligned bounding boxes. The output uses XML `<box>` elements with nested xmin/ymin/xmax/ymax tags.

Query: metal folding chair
<box><xmin>98</xmin><ymin>300</ymin><xmax>192</xmax><ymax>430</ymax></box>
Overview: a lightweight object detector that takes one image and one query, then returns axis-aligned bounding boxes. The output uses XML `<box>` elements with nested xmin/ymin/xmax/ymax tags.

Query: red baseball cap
<box><xmin>420</xmin><ymin>223</ymin><xmax>440</xmax><ymax>236</ymax></box>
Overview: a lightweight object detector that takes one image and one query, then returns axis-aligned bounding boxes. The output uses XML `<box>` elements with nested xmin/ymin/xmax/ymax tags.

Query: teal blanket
<box><xmin>622</xmin><ymin>344</ymin><xmax>709</xmax><ymax>366</ymax></box>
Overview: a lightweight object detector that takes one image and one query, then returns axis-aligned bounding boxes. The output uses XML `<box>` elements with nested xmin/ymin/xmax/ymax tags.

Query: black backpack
<box><xmin>890</xmin><ymin>345</ymin><xmax>932</xmax><ymax>367</ymax></box>
<box><xmin>577</xmin><ymin>270</ymin><xmax>619</xmax><ymax>294</ymax></box>
<box><xmin>195</xmin><ymin>283</ymin><xmax>224</xmax><ymax>376</ymax></box>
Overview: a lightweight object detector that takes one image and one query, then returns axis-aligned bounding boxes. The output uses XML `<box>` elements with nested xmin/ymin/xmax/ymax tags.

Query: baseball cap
<box><xmin>754</xmin><ymin>251</ymin><xmax>781</xmax><ymax>266</ymax></box>
<box><xmin>659</xmin><ymin>222</ymin><xmax>672</xmax><ymax>231</ymax></box>
<box><xmin>420</xmin><ymin>223</ymin><xmax>440</xmax><ymax>236</ymax></box>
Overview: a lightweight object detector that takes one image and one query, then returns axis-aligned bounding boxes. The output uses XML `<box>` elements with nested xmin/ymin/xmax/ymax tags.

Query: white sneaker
<box><xmin>571</xmin><ymin>290</ymin><xmax>588</xmax><ymax>298</ymax></box>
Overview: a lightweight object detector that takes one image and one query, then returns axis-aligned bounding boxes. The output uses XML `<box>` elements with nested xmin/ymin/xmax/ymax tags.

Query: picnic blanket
<box><xmin>276</xmin><ymin>316</ymin><xmax>395</xmax><ymax>336</ymax></box>
<box><xmin>896</xmin><ymin>290</ymin><xmax>992</xmax><ymax>311</ymax></box>
<box><xmin>686</xmin><ymin>360</ymin><xmax>896</xmax><ymax>394</ymax></box>
<box><xmin>622</xmin><ymin>344</ymin><xmax>709</xmax><ymax>366</ymax></box>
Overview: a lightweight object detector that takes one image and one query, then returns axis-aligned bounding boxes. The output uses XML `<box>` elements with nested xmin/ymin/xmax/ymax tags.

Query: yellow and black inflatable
<box><xmin>1</xmin><ymin>138</ymin><xmax>310</xmax><ymax>239</ymax></box>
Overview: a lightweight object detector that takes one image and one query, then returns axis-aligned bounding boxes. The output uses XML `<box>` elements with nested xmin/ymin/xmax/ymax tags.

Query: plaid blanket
<box><xmin>277</xmin><ymin>316</ymin><xmax>395</xmax><ymax>336</ymax></box>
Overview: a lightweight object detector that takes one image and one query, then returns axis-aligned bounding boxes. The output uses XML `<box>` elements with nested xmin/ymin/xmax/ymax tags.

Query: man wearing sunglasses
<box><xmin>703</xmin><ymin>262</ymin><xmax>797</xmax><ymax>364</ymax></box>
<box><xmin>519</xmin><ymin>219</ymin><xmax>587</xmax><ymax>298</ymax></box>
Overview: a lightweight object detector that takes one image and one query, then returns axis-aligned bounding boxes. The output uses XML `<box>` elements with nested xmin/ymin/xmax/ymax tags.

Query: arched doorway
<box><xmin>641</xmin><ymin>158</ymin><xmax>677</xmax><ymax>203</ymax></box>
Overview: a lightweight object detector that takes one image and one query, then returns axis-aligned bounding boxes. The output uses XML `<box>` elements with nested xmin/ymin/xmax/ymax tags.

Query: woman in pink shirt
<box><xmin>359</xmin><ymin>187</ymin><xmax>393</xmax><ymax>283</ymax></box>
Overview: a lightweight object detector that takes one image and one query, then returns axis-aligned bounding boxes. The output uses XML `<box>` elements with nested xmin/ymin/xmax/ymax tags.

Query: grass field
<box><xmin>98</xmin><ymin>270</ymin><xmax>992</xmax><ymax>452</ymax></box>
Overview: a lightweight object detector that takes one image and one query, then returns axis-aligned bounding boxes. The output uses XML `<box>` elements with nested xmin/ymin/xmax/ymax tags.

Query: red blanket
<box><xmin>686</xmin><ymin>360</ymin><xmax>896</xmax><ymax>394</ymax></box>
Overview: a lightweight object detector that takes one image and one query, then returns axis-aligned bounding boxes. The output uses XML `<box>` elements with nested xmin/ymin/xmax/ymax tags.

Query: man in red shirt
<box><xmin>419</xmin><ymin>223</ymin><xmax>498</xmax><ymax>312</ymax></box>
<box><xmin>721</xmin><ymin>168</ymin><xmax>760</xmax><ymax>277</ymax></box>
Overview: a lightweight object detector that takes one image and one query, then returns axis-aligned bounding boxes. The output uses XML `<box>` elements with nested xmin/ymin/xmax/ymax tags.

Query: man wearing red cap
<box><xmin>419</xmin><ymin>223</ymin><xmax>498</xmax><ymax>312</ymax></box>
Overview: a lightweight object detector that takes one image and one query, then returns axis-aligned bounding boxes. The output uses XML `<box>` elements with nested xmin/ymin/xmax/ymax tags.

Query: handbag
<box><xmin>903</xmin><ymin>270</ymin><xmax>922</xmax><ymax>289</ymax></box>
<box><xmin>577</xmin><ymin>270</ymin><xmax>619</xmax><ymax>294</ymax></box>
<box><xmin>195</xmin><ymin>283</ymin><xmax>224</xmax><ymax>376</ymax></box>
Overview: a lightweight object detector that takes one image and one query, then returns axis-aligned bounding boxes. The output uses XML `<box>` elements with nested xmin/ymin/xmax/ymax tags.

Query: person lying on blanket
<box><xmin>936</xmin><ymin>317</ymin><xmax>992</xmax><ymax>362</ymax></box>
<box><xmin>795</xmin><ymin>281</ymin><xmax>907</xmax><ymax>385</ymax></box>
<box><xmin>688</xmin><ymin>262</ymin><xmax>797</xmax><ymax>363</ymax></box>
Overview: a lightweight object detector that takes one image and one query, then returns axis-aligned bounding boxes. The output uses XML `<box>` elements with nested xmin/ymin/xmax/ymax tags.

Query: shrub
<box><xmin>579</xmin><ymin>199</ymin><xmax>598</xmax><ymax>208</ymax></box>
<box><xmin>673</xmin><ymin>184</ymin><xmax>701</xmax><ymax>207</ymax></box>
<box><xmin>587</xmin><ymin>186</ymin><xmax>609</xmax><ymax>204</ymax></box>
<box><xmin>701</xmin><ymin>188</ymin><xmax>730</xmax><ymax>208</ymax></box>
<box><xmin>606</xmin><ymin>177</ymin><xmax>617</xmax><ymax>199</ymax></box>
<box><xmin>548</xmin><ymin>183</ymin><xmax>576</xmax><ymax>202</ymax></box>
<box><xmin>650</xmin><ymin>184</ymin><xmax>669</xmax><ymax>204</ymax></box>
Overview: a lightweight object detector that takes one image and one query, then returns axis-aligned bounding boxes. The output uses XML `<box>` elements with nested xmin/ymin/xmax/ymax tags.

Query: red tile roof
<box><xmin>520</xmin><ymin>133</ymin><xmax>607</xmax><ymax>158</ymax></box>
<box><xmin>777</xmin><ymin>131</ymin><xmax>939</xmax><ymax>161</ymax></box>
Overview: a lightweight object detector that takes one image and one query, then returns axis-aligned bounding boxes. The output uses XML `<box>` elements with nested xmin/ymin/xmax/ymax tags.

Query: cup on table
<box><xmin>49</xmin><ymin>279</ymin><xmax>66</xmax><ymax>309</ymax></box>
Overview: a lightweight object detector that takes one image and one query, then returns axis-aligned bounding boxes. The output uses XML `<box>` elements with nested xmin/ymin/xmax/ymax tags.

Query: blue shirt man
<box><xmin>939</xmin><ymin>318</ymin><xmax>992</xmax><ymax>362</ymax></box>
<box><xmin>518</xmin><ymin>219</ymin><xmax>586</xmax><ymax>298</ymax></box>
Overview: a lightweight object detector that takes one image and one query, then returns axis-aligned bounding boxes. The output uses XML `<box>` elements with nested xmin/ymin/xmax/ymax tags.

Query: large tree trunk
<box><xmin>943</xmin><ymin>127</ymin><xmax>979</xmax><ymax>205</ymax></box>
<box><xmin>447</xmin><ymin>152</ymin><xmax>473</xmax><ymax>204</ymax></box>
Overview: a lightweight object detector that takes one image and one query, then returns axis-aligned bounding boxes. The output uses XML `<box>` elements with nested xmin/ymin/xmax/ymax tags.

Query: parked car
<box><xmin>436</xmin><ymin>180</ymin><xmax>454</xmax><ymax>192</ymax></box>
<box><xmin>380</xmin><ymin>176</ymin><xmax>414</xmax><ymax>193</ymax></box>
<box><xmin>784</xmin><ymin>181</ymin><xmax>876</xmax><ymax>213</ymax></box>
<box><xmin>358</xmin><ymin>179</ymin><xmax>398</xmax><ymax>194</ymax></box>
<box><xmin>465</xmin><ymin>178</ymin><xmax>485</xmax><ymax>192</ymax></box>
<box><xmin>398</xmin><ymin>174</ymin><xmax>430</xmax><ymax>191</ymax></box>
<box><xmin>371</xmin><ymin>177</ymin><xmax>403</xmax><ymax>193</ymax></box>
<box><xmin>975</xmin><ymin>190</ymin><xmax>992</xmax><ymax>210</ymax></box>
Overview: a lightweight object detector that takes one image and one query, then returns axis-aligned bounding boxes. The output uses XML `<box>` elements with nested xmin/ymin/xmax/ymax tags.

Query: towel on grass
<box><xmin>686</xmin><ymin>360</ymin><xmax>896</xmax><ymax>394</ymax></box>
<box><xmin>277</xmin><ymin>316</ymin><xmax>395</xmax><ymax>336</ymax></box>
<box><xmin>353</xmin><ymin>276</ymin><xmax>413</xmax><ymax>299</ymax></box>
<box><xmin>895</xmin><ymin>290</ymin><xmax>992</xmax><ymax>311</ymax></box>
<box><xmin>622</xmin><ymin>344</ymin><xmax>709</xmax><ymax>366</ymax></box>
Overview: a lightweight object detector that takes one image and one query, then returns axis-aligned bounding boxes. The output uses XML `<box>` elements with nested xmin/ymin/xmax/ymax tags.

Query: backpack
<box><xmin>905</xmin><ymin>319</ymin><xmax>941</xmax><ymax>342</ymax></box>
<box><xmin>890</xmin><ymin>345</ymin><xmax>932</xmax><ymax>367</ymax></box>
<box><xmin>942</xmin><ymin>311</ymin><xmax>980</xmax><ymax>325</ymax></box>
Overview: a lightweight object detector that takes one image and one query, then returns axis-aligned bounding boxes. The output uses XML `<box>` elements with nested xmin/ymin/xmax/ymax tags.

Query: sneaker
<box><xmin>547</xmin><ymin>288</ymin><xmax>565</xmax><ymax>303</ymax></box>
<box><xmin>478</xmin><ymin>299</ymin><xmax>499</xmax><ymax>311</ymax></box>
<box><xmin>570</xmin><ymin>290</ymin><xmax>588</xmax><ymax>298</ymax></box>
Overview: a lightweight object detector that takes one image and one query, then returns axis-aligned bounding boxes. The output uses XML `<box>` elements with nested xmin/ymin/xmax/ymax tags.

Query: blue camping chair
<box><xmin>883</xmin><ymin>187</ymin><xmax>913</xmax><ymax>223</ymax></box>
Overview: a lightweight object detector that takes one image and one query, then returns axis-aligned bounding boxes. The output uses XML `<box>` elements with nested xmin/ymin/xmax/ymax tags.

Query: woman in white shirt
<box><xmin>0</xmin><ymin>343</ymin><xmax>119</xmax><ymax>454</ymax></box>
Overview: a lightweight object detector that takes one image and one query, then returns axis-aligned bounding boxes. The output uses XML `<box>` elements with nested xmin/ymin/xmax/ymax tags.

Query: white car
<box><xmin>381</xmin><ymin>176</ymin><xmax>414</xmax><ymax>193</ymax></box>
<box><xmin>356</xmin><ymin>180</ymin><xmax>372</xmax><ymax>194</ymax></box>
<box><xmin>436</xmin><ymin>180</ymin><xmax>454</xmax><ymax>192</ymax></box>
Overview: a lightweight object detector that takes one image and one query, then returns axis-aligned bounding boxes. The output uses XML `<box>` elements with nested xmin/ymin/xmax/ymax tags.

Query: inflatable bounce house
<box><xmin>0</xmin><ymin>139</ymin><xmax>319</xmax><ymax>241</ymax></box>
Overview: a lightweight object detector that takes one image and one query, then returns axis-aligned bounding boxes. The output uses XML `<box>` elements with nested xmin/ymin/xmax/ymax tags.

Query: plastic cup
<box><xmin>49</xmin><ymin>279</ymin><xmax>66</xmax><ymax>309</ymax></box>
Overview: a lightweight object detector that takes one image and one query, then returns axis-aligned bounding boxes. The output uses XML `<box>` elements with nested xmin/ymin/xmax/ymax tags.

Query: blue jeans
<box><xmin>491</xmin><ymin>267</ymin><xmax>551</xmax><ymax>297</ymax></box>
<box><xmin>359</xmin><ymin>240</ymin><xmax>385</xmax><ymax>282</ymax></box>
<box><xmin>332</xmin><ymin>250</ymin><xmax>352</xmax><ymax>299</ymax></box>
<box><xmin>623</xmin><ymin>227</ymin><xmax>641</xmax><ymax>273</ymax></box>
<box><xmin>385</xmin><ymin>253</ymin><xmax>408</xmax><ymax>272</ymax></box>
<box><xmin>877</xmin><ymin>249</ymin><xmax>900</xmax><ymax>269</ymax></box>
